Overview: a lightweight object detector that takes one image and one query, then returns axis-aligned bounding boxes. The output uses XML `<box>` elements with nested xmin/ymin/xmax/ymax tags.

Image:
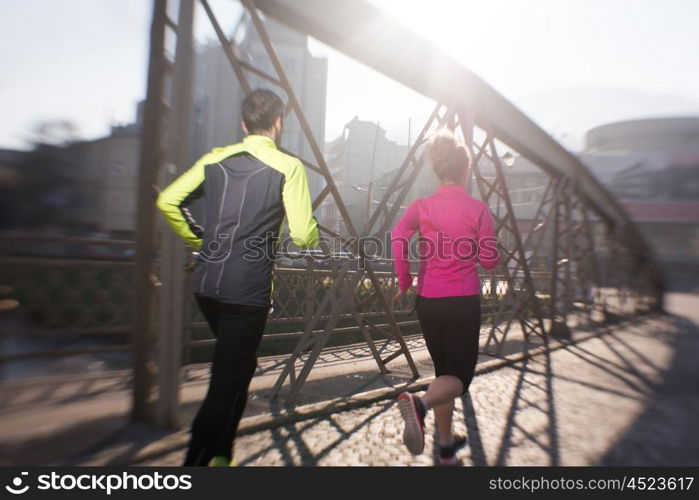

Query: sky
<box><xmin>1</xmin><ymin>0</ymin><xmax>698</xmax><ymax>152</ymax></box>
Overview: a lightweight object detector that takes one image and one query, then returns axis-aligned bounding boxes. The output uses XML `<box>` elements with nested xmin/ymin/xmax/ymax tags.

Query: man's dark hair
<box><xmin>241</xmin><ymin>89</ymin><xmax>285</xmax><ymax>134</ymax></box>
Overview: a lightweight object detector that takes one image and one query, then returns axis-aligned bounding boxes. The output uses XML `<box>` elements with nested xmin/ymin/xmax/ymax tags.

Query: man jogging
<box><xmin>157</xmin><ymin>89</ymin><xmax>319</xmax><ymax>466</ymax></box>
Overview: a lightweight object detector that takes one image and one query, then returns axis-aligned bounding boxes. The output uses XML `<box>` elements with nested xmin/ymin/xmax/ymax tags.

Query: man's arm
<box><xmin>156</xmin><ymin>158</ymin><xmax>207</xmax><ymax>250</ymax></box>
<box><xmin>282</xmin><ymin>161</ymin><xmax>320</xmax><ymax>248</ymax></box>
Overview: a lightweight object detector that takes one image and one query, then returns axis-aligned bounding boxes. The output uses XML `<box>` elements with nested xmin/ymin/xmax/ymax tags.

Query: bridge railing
<box><xmin>1</xmin><ymin>233</ymin><xmax>528</xmax><ymax>368</ymax></box>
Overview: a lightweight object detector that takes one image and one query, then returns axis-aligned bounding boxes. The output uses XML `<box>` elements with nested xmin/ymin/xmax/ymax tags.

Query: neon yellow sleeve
<box><xmin>282</xmin><ymin>160</ymin><xmax>320</xmax><ymax>248</ymax></box>
<box><xmin>156</xmin><ymin>158</ymin><xmax>207</xmax><ymax>250</ymax></box>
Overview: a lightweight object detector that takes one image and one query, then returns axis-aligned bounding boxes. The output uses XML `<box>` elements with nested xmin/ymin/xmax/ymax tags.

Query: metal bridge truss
<box><xmin>133</xmin><ymin>0</ymin><xmax>664</xmax><ymax>425</ymax></box>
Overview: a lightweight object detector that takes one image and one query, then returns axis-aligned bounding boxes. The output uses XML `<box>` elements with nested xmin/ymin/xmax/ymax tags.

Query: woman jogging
<box><xmin>390</xmin><ymin>130</ymin><xmax>499</xmax><ymax>465</ymax></box>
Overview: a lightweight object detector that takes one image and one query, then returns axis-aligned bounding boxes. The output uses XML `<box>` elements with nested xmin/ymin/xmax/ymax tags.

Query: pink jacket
<box><xmin>391</xmin><ymin>185</ymin><xmax>499</xmax><ymax>297</ymax></box>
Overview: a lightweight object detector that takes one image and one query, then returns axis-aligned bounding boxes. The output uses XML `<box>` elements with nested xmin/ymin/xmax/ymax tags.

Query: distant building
<box><xmin>458</xmin><ymin>117</ymin><xmax>699</xmax><ymax>289</ymax></box>
<box><xmin>4</xmin><ymin>107</ymin><xmax>144</xmax><ymax>237</ymax></box>
<box><xmin>580</xmin><ymin>117</ymin><xmax>699</xmax><ymax>290</ymax></box>
<box><xmin>0</xmin><ymin>149</ymin><xmax>23</xmax><ymax>229</ymax></box>
<box><xmin>41</xmin><ymin>104</ymin><xmax>144</xmax><ymax>238</ymax></box>
<box><xmin>193</xmin><ymin>15</ymin><xmax>328</xmax><ymax>197</ymax></box>
<box><xmin>26</xmin><ymin>16</ymin><xmax>329</xmax><ymax>240</ymax></box>
<box><xmin>73</xmin><ymin>134</ymin><xmax>140</xmax><ymax>237</ymax></box>
<box><xmin>323</xmin><ymin>118</ymin><xmax>409</xmax><ymax>234</ymax></box>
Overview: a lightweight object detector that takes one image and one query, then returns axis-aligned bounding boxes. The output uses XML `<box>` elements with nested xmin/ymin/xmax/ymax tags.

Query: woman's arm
<box><xmin>390</xmin><ymin>200</ymin><xmax>421</xmax><ymax>291</ymax></box>
<box><xmin>477</xmin><ymin>204</ymin><xmax>500</xmax><ymax>270</ymax></box>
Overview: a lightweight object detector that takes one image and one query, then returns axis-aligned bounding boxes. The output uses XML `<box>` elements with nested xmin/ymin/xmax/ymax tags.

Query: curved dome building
<box><xmin>581</xmin><ymin>117</ymin><xmax>699</xmax><ymax>290</ymax></box>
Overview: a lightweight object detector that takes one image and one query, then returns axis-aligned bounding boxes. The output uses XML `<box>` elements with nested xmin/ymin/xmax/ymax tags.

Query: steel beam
<box><xmin>253</xmin><ymin>0</ymin><xmax>664</xmax><ymax>290</ymax></box>
<box><xmin>156</xmin><ymin>0</ymin><xmax>195</xmax><ymax>429</ymax></box>
<box><xmin>132</xmin><ymin>0</ymin><xmax>169</xmax><ymax>424</ymax></box>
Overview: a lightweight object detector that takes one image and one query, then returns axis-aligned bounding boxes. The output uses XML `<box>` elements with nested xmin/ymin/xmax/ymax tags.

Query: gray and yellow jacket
<box><xmin>157</xmin><ymin>135</ymin><xmax>319</xmax><ymax>307</ymax></box>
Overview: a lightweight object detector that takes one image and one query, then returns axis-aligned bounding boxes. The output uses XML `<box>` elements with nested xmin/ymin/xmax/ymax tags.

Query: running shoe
<box><xmin>438</xmin><ymin>435</ymin><xmax>467</xmax><ymax>466</ymax></box>
<box><xmin>208</xmin><ymin>455</ymin><xmax>237</xmax><ymax>467</ymax></box>
<box><xmin>397</xmin><ymin>392</ymin><xmax>426</xmax><ymax>455</ymax></box>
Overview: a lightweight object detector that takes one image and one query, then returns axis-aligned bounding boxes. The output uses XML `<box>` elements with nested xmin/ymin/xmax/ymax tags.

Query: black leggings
<box><xmin>183</xmin><ymin>295</ymin><xmax>269</xmax><ymax>466</ymax></box>
<box><xmin>415</xmin><ymin>294</ymin><xmax>481</xmax><ymax>394</ymax></box>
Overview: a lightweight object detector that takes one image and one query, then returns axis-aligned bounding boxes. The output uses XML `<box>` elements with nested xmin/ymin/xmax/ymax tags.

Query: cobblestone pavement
<box><xmin>144</xmin><ymin>313</ymin><xmax>699</xmax><ymax>466</ymax></box>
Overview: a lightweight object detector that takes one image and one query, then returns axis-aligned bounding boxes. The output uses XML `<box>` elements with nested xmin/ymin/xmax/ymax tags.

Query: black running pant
<box><xmin>183</xmin><ymin>295</ymin><xmax>269</xmax><ymax>466</ymax></box>
<box><xmin>415</xmin><ymin>294</ymin><xmax>481</xmax><ymax>394</ymax></box>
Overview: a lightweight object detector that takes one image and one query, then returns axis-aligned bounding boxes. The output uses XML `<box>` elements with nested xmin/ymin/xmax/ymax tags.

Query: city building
<box><xmin>193</xmin><ymin>14</ymin><xmax>327</xmax><ymax>197</ymax></box>
<box><xmin>580</xmin><ymin>117</ymin><xmax>699</xmax><ymax>289</ymax></box>
<box><xmin>322</xmin><ymin>118</ymin><xmax>409</xmax><ymax>235</ymax></box>
<box><xmin>18</xmin><ymin>16</ymin><xmax>329</xmax><ymax>240</ymax></box>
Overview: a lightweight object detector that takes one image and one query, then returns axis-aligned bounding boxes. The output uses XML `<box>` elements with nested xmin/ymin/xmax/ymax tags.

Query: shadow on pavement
<box><xmin>237</xmin><ymin>400</ymin><xmax>395</xmax><ymax>466</ymax></box>
<box><xmin>598</xmin><ymin>315</ymin><xmax>699</xmax><ymax>465</ymax></box>
<box><xmin>460</xmin><ymin>392</ymin><xmax>487</xmax><ymax>466</ymax></box>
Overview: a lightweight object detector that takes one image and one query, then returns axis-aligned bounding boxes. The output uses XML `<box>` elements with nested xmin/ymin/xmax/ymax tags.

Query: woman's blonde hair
<box><xmin>426</xmin><ymin>129</ymin><xmax>472</xmax><ymax>184</ymax></box>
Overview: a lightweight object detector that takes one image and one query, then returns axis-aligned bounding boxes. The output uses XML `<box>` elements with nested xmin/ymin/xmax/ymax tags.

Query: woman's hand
<box><xmin>392</xmin><ymin>289</ymin><xmax>407</xmax><ymax>307</ymax></box>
